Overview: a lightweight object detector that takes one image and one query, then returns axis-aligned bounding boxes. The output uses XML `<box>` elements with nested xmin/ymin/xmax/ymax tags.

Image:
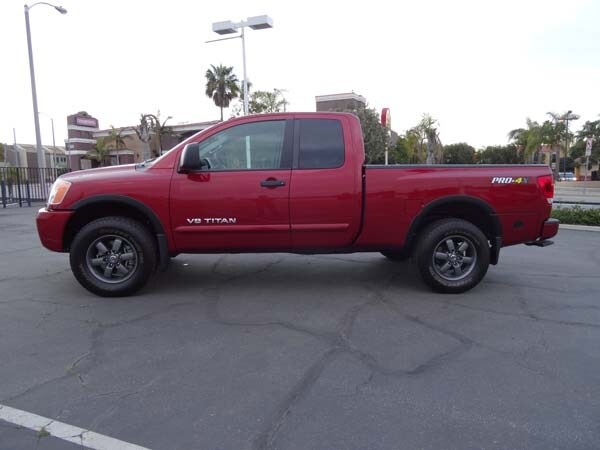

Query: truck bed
<box><xmin>356</xmin><ymin>164</ymin><xmax>553</xmax><ymax>248</ymax></box>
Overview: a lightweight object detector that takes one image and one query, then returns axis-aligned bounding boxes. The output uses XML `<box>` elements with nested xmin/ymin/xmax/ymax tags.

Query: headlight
<box><xmin>47</xmin><ymin>179</ymin><xmax>71</xmax><ymax>207</ymax></box>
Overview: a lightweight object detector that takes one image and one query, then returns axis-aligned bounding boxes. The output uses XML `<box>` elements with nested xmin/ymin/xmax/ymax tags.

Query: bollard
<box><xmin>25</xmin><ymin>179</ymin><xmax>32</xmax><ymax>207</ymax></box>
<box><xmin>1</xmin><ymin>180</ymin><xmax>6</xmax><ymax>208</ymax></box>
<box><xmin>16</xmin><ymin>169</ymin><xmax>22</xmax><ymax>207</ymax></box>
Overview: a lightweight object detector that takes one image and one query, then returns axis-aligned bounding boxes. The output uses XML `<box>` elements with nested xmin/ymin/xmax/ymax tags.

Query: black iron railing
<box><xmin>0</xmin><ymin>167</ymin><xmax>70</xmax><ymax>207</ymax></box>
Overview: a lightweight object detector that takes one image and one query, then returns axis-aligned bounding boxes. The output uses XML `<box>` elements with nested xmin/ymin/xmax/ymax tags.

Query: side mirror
<box><xmin>179</xmin><ymin>143</ymin><xmax>211</xmax><ymax>173</ymax></box>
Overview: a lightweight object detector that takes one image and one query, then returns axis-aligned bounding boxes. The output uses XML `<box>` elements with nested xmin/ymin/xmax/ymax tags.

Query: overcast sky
<box><xmin>1</xmin><ymin>0</ymin><xmax>599</xmax><ymax>149</ymax></box>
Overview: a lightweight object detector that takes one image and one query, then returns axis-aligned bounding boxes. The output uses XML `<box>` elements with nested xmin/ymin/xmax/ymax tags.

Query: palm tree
<box><xmin>249</xmin><ymin>88</ymin><xmax>289</xmax><ymax>113</ymax></box>
<box><xmin>415</xmin><ymin>114</ymin><xmax>443</xmax><ymax>164</ymax></box>
<box><xmin>87</xmin><ymin>137</ymin><xmax>110</xmax><ymax>167</ymax></box>
<box><xmin>205</xmin><ymin>64</ymin><xmax>240</xmax><ymax>121</ymax></box>
<box><xmin>508</xmin><ymin>118</ymin><xmax>542</xmax><ymax>163</ymax></box>
<box><xmin>547</xmin><ymin>111</ymin><xmax>579</xmax><ymax>174</ymax></box>
<box><xmin>146</xmin><ymin>111</ymin><xmax>173</xmax><ymax>156</ymax></box>
<box><xmin>130</xmin><ymin>114</ymin><xmax>155</xmax><ymax>161</ymax></box>
<box><xmin>107</xmin><ymin>126</ymin><xmax>127</xmax><ymax>165</ymax></box>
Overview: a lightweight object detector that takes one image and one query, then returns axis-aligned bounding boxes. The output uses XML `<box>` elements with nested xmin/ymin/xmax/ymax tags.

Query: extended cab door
<box><xmin>170</xmin><ymin>119</ymin><xmax>293</xmax><ymax>251</ymax></box>
<box><xmin>289</xmin><ymin>115</ymin><xmax>363</xmax><ymax>248</ymax></box>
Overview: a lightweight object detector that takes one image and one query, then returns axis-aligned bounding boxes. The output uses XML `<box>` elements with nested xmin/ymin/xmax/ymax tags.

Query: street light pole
<box><xmin>38</xmin><ymin>112</ymin><xmax>56</xmax><ymax>167</ymax></box>
<box><xmin>209</xmin><ymin>15</ymin><xmax>273</xmax><ymax>116</ymax></box>
<box><xmin>24</xmin><ymin>2</ymin><xmax>67</xmax><ymax>169</ymax></box>
<box><xmin>38</xmin><ymin>112</ymin><xmax>56</xmax><ymax>147</ymax></box>
<box><xmin>241</xmin><ymin>26</ymin><xmax>249</xmax><ymax>115</ymax></box>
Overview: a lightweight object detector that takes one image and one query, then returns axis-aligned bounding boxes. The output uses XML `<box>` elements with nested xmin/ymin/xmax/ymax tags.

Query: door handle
<box><xmin>260</xmin><ymin>179</ymin><xmax>286</xmax><ymax>188</ymax></box>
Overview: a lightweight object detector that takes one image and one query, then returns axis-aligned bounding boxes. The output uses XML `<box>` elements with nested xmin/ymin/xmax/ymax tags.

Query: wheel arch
<box><xmin>405</xmin><ymin>196</ymin><xmax>503</xmax><ymax>264</ymax></box>
<box><xmin>64</xmin><ymin>195</ymin><xmax>170</xmax><ymax>270</ymax></box>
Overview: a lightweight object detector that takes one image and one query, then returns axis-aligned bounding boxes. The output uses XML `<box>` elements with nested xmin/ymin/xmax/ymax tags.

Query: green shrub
<box><xmin>551</xmin><ymin>206</ymin><xmax>600</xmax><ymax>226</ymax></box>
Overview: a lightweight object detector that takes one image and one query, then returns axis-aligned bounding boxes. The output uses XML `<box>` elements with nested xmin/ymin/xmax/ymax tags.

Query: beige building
<box><xmin>2</xmin><ymin>143</ymin><xmax>67</xmax><ymax>169</ymax></box>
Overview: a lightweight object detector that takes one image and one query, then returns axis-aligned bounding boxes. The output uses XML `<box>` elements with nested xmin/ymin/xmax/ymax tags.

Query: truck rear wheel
<box><xmin>415</xmin><ymin>218</ymin><xmax>489</xmax><ymax>293</ymax></box>
<box><xmin>69</xmin><ymin>216</ymin><xmax>157</xmax><ymax>297</ymax></box>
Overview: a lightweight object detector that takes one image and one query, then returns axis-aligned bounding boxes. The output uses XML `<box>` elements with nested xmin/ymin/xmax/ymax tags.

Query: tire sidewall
<box><xmin>416</xmin><ymin>219</ymin><xmax>490</xmax><ymax>293</ymax></box>
<box><xmin>70</xmin><ymin>217</ymin><xmax>156</xmax><ymax>297</ymax></box>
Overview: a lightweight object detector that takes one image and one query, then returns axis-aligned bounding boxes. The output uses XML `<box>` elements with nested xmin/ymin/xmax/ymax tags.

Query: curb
<box><xmin>559</xmin><ymin>224</ymin><xmax>600</xmax><ymax>232</ymax></box>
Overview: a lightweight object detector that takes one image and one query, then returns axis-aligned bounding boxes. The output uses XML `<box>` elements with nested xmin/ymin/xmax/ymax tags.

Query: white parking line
<box><xmin>0</xmin><ymin>404</ymin><xmax>151</xmax><ymax>450</ymax></box>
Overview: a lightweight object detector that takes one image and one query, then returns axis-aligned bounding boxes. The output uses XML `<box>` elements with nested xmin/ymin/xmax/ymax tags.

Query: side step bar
<box><xmin>525</xmin><ymin>239</ymin><xmax>554</xmax><ymax>247</ymax></box>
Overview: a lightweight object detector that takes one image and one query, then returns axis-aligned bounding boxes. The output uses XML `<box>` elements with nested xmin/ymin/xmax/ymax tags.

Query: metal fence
<box><xmin>0</xmin><ymin>167</ymin><xmax>70</xmax><ymax>208</ymax></box>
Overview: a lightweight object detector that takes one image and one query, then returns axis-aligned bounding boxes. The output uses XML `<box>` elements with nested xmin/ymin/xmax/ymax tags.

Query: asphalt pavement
<box><xmin>1</xmin><ymin>206</ymin><xmax>599</xmax><ymax>450</ymax></box>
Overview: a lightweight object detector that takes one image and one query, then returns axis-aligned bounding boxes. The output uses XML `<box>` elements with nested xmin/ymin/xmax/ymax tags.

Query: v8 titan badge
<box><xmin>491</xmin><ymin>176</ymin><xmax>529</xmax><ymax>184</ymax></box>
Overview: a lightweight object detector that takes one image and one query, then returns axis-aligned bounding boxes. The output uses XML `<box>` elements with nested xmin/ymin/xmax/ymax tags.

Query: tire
<box><xmin>69</xmin><ymin>216</ymin><xmax>157</xmax><ymax>297</ymax></box>
<box><xmin>381</xmin><ymin>251</ymin><xmax>409</xmax><ymax>262</ymax></box>
<box><xmin>415</xmin><ymin>218</ymin><xmax>490</xmax><ymax>294</ymax></box>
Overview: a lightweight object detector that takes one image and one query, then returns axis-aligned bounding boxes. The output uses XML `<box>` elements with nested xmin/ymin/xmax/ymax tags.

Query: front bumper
<box><xmin>36</xmin><ymin>207</ymin><xmax>74</xmax><ymax>252</ymax></box>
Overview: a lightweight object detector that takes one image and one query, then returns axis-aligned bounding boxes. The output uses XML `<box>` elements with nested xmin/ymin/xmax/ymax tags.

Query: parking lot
<box><xmin>1</xmin><ymin>206</ymin><xmax>599</xmax><ymax>450</ymax></box>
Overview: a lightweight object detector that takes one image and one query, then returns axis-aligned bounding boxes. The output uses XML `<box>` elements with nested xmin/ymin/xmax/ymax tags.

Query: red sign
<box><xmin>381</xmin><ymin>108</ymin><xmax>391</xmax><ymax>129</ymax></box>
<box><xmin>75</xmin><ymin>116</ymin><xmax>98</xmax><ymax>127</ymax></box>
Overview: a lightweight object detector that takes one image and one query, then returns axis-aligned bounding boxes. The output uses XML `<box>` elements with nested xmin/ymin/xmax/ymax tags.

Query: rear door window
<box><xmin>297</xmin><ymin>119</ymin><xmax>345</xmax><ymax>169</ymax></box>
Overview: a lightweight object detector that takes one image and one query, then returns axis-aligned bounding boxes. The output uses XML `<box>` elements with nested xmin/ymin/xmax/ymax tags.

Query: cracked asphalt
<box><xmin>1</xmin><ymin>206</ymin><xmax>599</xmax><ymax>450</ymax></box>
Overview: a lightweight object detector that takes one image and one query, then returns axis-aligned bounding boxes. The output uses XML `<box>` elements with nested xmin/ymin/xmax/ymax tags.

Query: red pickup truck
<box><xmin>36</xmin><ymin>112</ymin><xmax>558</xmax><ymax>297</ymax></box>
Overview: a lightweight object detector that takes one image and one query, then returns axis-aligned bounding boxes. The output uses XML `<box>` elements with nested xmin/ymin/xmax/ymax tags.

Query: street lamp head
<box><xmin>55</xmin><ymin>5</ymin><xmax>67</xmax><ymax>14</ymax></box>
<box><xmin>246</xmin><ymin>15</ymin><xmax>273</xmax><ymax>30</ymax></box>
<box><xmin>212</xmin><ymin>20</ymin><xmax>238</xmax><ymax>35</ymax></box>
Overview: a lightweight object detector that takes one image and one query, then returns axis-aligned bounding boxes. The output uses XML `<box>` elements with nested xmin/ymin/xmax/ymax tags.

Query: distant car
<box><xmin>559</xmin><ymin>172</ymin><xmax>577</xmax><ymax>181</ymax></box>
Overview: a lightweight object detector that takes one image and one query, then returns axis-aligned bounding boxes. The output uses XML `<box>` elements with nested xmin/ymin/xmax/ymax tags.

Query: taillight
<box><xmin>537</xmin><ymin>174</ymin><xmax>554</xmax><ymax>205</ymax></box>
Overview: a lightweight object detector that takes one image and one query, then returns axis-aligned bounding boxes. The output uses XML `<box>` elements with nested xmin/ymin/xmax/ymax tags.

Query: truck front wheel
<box><xmin>415</xmin><ymin>219</ymin><xmax>489</xmax><ymax>293</ymax></box>
<box><xmin>69</xmin><ymin>217</ymin><xmax>157</xmax><ymax>297</ymax></box>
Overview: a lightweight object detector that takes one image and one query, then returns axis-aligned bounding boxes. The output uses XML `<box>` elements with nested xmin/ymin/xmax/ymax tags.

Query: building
<box><xmin>65</xmin><ymin>111</ymin><xmax>100</xmax><ymax>170</ymax></box>
<box><xmin>315</xmin><ymin>92</ymin><xmax>366</xmax><ymax>112</ymax></box>
<box><xmin>92</xmin><ymin>120</ymin><xmax>219</xmax><ymax>167</ymax></box>
<box><xmin>2</xmin><ymin>143</ymin><xmax>67</xmax><ymax>169</ymax></box>
<box><xmin>63</xmin><ymin>111</ymin><xmax>219</xmax><ymax>170</ymax></box>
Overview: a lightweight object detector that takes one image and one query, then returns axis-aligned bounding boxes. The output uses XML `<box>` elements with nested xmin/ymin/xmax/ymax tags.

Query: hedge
<box><xmin>551</xmin><ymin>206</ymin><xmax>600</xmax><ymax>226</ymax></box>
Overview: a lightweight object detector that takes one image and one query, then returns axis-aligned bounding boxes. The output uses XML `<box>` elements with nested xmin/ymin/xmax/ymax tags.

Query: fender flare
<box><xmin>70</xmin><ymin>195</ymin><xmax>170</xmax><ymax>270</ymax></box>
<box><xmin>406</xmin><ymin>195</ymin><xmax>503</xmax><ymax>264</ymax></box>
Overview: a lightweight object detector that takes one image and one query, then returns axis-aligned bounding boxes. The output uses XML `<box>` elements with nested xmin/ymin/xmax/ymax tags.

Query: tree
<box><xmin>547</xmin><ymin>111</ymin><xmax>579</xmax><ymax>174</ymax></box>
<box><xmin>398</xmin><ymin>114</ymin><xmax>443</xmax><ymax>164</ymax></box>
<box><xmin>205</xmin><ymin>64</ymin><xmax>240</xmax><ymax>121</ymax></box>
<box><xmin>130</xmin><ymin>114</ymin><xmax>155</xmax><ymax>161</ymax></box>
<box><xmin>476</xmin><ymin>145</ymin><xmax>521</xmax><ymax>164</ymax></box>
<box><xmin>390</xmin><ymin>136</ymin><xmax>411</xmax><ymax>163</ymax></box>
<box><xmin>107</xmin><ymin>126</ymin><xmax>127</xmax><ymax>165</ymax></box>
<box><xmin>571</xmin><ymin>119</ymin><xmax>600</xmax><ymax>171</ymax></box>
<box><xmin>539</xmin><ymin>119</ymin><xmax>565</xmax><ymax>164</ymax></box>
<box><xmin>444</xmin><ymin>143</ymin><xmax>475</xmax><ymax>164</ymax></box>
<box><xmin>417</xmin><ymin>115</ymin><xmax>443</xmax><ymax>164</ymax></box>
<box><xmin>0</xmin><ymin>143</ymin><xmax>4</xmax><ymax>162</ymax></box>
<box><xmin>86</xmin><ymin>137</ymin><xmax>110</xmax><ymax>167</ymax></box>
<box><xmin>249</xmin><ymin>89</ymin><xmax>289</xmax><ymax>114</ymax></box>
<box><xmin>508</xmin><ymin>118</ymin><xmax>542</xmax><ymax>163</ymax></box>
<box><xmin>146</xmin><ymin>111</ymin><xmax>173</xmax><ymax>156</ymax></box>
<box><xmin>349</xmin><ymin>107</ymin><xmax>389</xmax><ymax>164</ymax></box>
